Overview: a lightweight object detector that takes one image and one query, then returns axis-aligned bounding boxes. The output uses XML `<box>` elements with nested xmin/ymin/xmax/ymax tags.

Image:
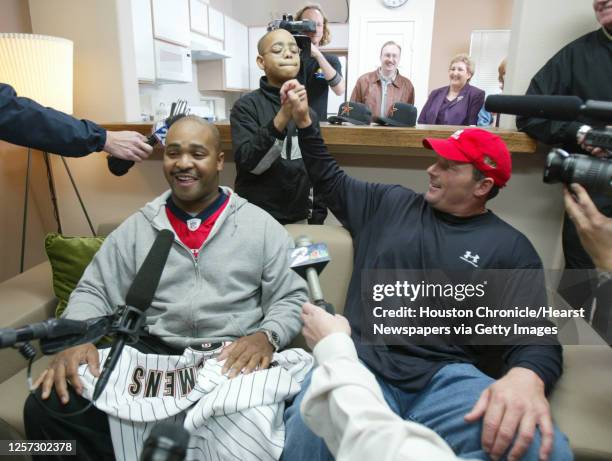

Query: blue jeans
<box><xmin>281</xmin><ymin>363</ymin><xmax>573</xmax><ymax>461</ymax></box>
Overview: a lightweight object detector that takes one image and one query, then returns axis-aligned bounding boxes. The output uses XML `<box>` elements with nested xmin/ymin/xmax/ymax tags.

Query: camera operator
<box><xmin>295</xmin><ymin>4</ymin><xmax>345</xmax><ymax>121</ymax></box>
<box><xmin>563</xmin><ymin>183</ymin><xmax>612</xmax><ymax>343</ymax></box>
<box><xmin>516</xmin><ymin>0</ymin><xmax>612</xmax><ymax>310</ymax></box>
<box><xmin>0</xmin><ymin>83</ymin><xmax>152</xmax><ymax>161</ymax></box>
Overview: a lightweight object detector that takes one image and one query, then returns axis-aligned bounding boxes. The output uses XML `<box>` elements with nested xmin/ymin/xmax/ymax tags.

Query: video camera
<box><xmin>485</xmin><ymin>95</ymin><xmax>612</xmax><ymax>193</ymax></box>
<box><xmin>268</xmin><ymin>14</ymin><xmax>315</xmax><ymax>59</ymax></box>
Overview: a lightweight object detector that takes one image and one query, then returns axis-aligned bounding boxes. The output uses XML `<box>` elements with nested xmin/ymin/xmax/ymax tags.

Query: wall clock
<box><xmin>381</xmin><ymin>0</ymin><xmax>409</xmax><ymax>8</ymax></box>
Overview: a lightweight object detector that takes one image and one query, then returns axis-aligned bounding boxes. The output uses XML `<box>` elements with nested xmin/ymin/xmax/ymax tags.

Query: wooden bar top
<box><xmin>102</xmin><ymin>121</ymin><xmax>537</xmax><ymax>157</ymax></box>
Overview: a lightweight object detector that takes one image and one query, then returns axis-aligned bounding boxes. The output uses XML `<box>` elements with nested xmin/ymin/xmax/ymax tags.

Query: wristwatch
<box><xmin>260</xmin><ymin>329</ymin><xmax>280</xmax><ymax>352</ymax></box>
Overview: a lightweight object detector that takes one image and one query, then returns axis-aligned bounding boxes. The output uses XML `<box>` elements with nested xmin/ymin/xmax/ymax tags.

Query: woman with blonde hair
<box><xmin>295</xmin><ymin>3</ymin><xmax>345</xmax><ymax>120</ymax></box>
<box><xmin>418</xmin><ymin>54</ymin><xmax>485</xmax><ymax>126</ymax></box>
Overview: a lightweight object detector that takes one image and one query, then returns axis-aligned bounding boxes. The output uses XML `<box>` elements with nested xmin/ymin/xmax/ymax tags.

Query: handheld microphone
<box><xmin>290</xmin><ymin>236</ymin><xmax>335</xmax><ymax>314</ymax></box>
<box><xmin>0</xmin><ymin>318</ymin><xmax>87</xmax><ymax>349</ymax></box>
<box><xmin>93</xmin><ymin>229</ymin><xmax>174</xmax><ymax>400</ymax></box>
<box><xmin>107</xmin><ymin>103</ymin><xmax>190</xmax><ymax>176</ymax></box>
<box><xmin>107</xmin><ymin>122</ymin><xmax>168</xmax><ymax>176</ymax></box>
<box><xmin>140</xmin><ymin>422</ymin><xmax>190</xmax><ymax>461</ymax></box>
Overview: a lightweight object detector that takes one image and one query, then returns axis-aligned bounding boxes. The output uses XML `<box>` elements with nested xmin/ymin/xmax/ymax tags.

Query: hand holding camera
<box><xmin>563</xmin><ymin>183</ymin><xmax>612</xmax><ymax>271</ymax></box>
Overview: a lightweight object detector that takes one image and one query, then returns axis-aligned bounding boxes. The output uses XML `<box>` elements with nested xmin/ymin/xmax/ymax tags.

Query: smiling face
<box><xmin>256</xmin><ymin>29</ymin><xmax>300</xmax><ymax>86</ymax></box>
<box><xmin>448</xmin><ymin>60</ymin><xmax>472</xmax><ymax>89</ymax></box>
<box><xmin>424</xmin><ymin>156</ymin><xmax>490</xmax><ymax>216</ymax></box>
<box><xmin>380</xmin><ymin>44</ymin><xmax>401</xmax><ymax>75</ymax></box>
<box><xmin>163</xmin><ymin>118</ymin><xmax>224</xmax><ymax>214</ymax></box>
<box><xmin>300</xmin><ymin>8</ymin><xmax>325</xmax><ymax>46</ymax></box>
<box><xmin>594</xmin><ymin>0</ymin><xmax>612</xmax><ymax>28</ymax></box>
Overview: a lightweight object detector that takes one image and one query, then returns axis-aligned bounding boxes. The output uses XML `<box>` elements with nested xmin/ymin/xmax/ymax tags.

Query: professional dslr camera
<box><xmin>267</xmin><ymin>14</ymin><xmax>315</xmax><ymax>58</ymax></box>
<box><xmin>486</xmin><ymin>95</ymin><xmax>612</xmax><ymax>194</ymax></box>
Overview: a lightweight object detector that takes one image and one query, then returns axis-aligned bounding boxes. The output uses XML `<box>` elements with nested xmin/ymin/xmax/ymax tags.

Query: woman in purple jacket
<box><xmin>418</xmin><ymin>54</ymin><xmax>485</xmax><ymax>126</ymax></box>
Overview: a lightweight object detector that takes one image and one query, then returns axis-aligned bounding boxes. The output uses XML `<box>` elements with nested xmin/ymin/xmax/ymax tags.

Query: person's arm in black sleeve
<box><xmin>497</xmin><ymin>238</ymin><xmax>563</xmax><ymax>394</ymax></box>
<box><xmin>503</xmin><ymin>345</ymin><xmax>562</xmax><ymax>395</ymax></box>
<box><xmin>0</xmin><ymin>83</ymin><xmax>106</xmax><ymax>157</ymax></box>
<box><xmin>515</xmin><ymin>50</ymin><xmax>582</xmax><ymax>148</ymax></box>
<box><xmin>230</xmin><ymin>96</ymin><xmax>291</xmax><ymax>175</ymax></box>
<box><xmin>296</xmin><ymin>111</ymin><xmax>393</xmax><ymax>234</ymax></box>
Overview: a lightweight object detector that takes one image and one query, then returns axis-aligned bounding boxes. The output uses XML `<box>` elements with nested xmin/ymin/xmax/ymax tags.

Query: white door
<box><xmin>358</xmin><ymin>19</ymin><xmax>415</xmax><ymax>86</ymax></box>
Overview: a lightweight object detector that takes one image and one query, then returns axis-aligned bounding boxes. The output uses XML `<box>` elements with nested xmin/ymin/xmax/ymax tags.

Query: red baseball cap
<box><xmin>422</xmin><ymin>128</ymin><xmax>512</xmax><ymax>187</ymax></box>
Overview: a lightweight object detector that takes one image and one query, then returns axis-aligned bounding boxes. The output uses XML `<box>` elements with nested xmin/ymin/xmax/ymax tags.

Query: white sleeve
<box><xmin>300</xmin><ymin>333</ymin><xmax>462</xmax><ymax>461</ymax></box>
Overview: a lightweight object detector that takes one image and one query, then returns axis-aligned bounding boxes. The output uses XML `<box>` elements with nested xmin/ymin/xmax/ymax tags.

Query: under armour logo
<box><xmin>460</xmin><ymin>250</ymin><xmax>480</xmax><ymax>267</ymax></box>
<box><xmin>341</xmin><ymin>104</ymin><xmax>353</xmax><ymax>116</ymax></box>
<box><xmin>187</xmin><ymin>218</ymin><xmax>201</xmax><ymax>231</ymax></box>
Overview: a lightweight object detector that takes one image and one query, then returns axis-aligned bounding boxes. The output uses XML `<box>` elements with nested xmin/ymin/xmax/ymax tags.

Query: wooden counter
<box><xmin>102</xmin><ymin>121</ymin><xmax>537</xmax><ymax>167</ymax></box>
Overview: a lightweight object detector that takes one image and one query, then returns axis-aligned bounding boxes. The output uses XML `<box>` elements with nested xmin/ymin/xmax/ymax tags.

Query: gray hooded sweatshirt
<box><xmin>62</xmin><ymin>187</ymin><xmax>307</xmax><ymax>349</ymax></box>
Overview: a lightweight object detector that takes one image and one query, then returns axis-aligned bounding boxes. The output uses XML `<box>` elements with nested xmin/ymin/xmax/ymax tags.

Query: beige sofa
<box><xmin>0</xmin><ymin>224</ymin><xmax>611</xmax><ymax>460</ymax></box>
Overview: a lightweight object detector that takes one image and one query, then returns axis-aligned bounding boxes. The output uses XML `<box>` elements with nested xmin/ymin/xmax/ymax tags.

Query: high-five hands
<box><xmin>279</xmin><ymin>80</ymin><xmax>312</xmax><ymax>128</ymax></box>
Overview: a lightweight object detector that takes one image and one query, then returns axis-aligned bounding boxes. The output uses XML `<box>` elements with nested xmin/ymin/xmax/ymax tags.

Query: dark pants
<box><xmin>23</xmin><ymin>387</ymin><xmax>114</xmax><ymax>461</ymax></box>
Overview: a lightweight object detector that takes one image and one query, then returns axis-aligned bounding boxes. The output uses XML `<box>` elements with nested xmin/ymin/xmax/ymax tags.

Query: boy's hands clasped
<box><xmin>279</xmin><ymin>80</ymin><xmax>312</xmax><ymax>128</ymax></box>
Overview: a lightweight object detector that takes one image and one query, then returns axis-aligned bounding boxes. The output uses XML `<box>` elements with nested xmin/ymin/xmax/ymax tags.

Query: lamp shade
<box><xmin>0</xmin><ymin>33</ymin><xmax>73</xmax><ymax>114</ymax></box>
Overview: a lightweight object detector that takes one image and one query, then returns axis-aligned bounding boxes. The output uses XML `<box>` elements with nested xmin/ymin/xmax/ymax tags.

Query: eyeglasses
<box><xmin>263</xmin><ymin>44</ymin><xmax>300</xmax><ymax>55</ymax></box>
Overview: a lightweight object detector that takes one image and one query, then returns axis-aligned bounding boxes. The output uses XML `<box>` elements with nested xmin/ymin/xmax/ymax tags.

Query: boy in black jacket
<box><xmin>230</xmin><ymin>29</ymin><xmax>326</xmax><ymax>224</ymax></box>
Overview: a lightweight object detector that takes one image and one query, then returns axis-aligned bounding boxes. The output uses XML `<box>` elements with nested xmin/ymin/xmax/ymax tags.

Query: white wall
<box><xmin>501</xmin><ymin>0</ymin><xmax>598</xmax><ymax>127</ymax></box>
<box><xmin>347</xmin><ymin>0</ymin><xmax>435</xmax><ymax>112</ymax></box>
<box><xmin>489</xmin><ymin>0</ymin><xmax>601</xmax><ymax>269</ymax></box>
<box><xmin>230</xmin><ymin>0</ymin><xmax>349</xmax><ymax>26</ymax></box>
<box><xmin>138</xmin><ymin>63</ymin><xmax>241</xmax><ymax>121</ymax></box>
<box><xmin>28</xmin><ymin>0</ymin><xmax>140</xmax><ymax>122</ymax></box>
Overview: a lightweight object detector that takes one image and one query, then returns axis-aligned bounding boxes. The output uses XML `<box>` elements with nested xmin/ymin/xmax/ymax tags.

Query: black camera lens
<box><xmin>544</xmin><ymin>149</ymin><xmax>612</xmax><ymax>193</ymax></box>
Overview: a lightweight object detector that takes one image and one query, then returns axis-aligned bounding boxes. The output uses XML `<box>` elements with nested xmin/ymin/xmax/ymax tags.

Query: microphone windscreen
<box><xmin>485</xmin><ymin>95</ymin><xmax>583</xmax><ymax>121</ymax></box>
<box><xmin>107</xmin><ymin>156</ymin><xmax>135</xmax><ymax>176</ymax></box>
<box><xmin>125</xmin><ymin>230</ymin><xmax>174</xmax><ymax>311</ymax></box>
<box><xmin>149</xmin><ymin>422</ymin><xmax>190</xmax><ymax>444</ymax></box>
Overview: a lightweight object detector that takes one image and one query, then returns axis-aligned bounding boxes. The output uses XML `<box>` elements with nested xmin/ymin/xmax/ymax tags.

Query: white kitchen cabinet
<box><xmin>131</xmin><ymin>0</ymin><xmax>156</xmax><ymax>82</ymax></box>
<box><xmin>208</xmin><ymin>7</ymin><xmax>224</xmax><ymax>41</ymax></box>
<box><xmin>224</xmin><ymin>16</ymin><xmax>249</xmax><ymax>90</ymax></box>
<box><xmin>190</xmin><ymin>0</ymin><xmax>208</xmax><ymax>35</ymax></box>
<box><xmin>197</xmin><ymin>16</ymin><xmax>249</xmax><ymax>91</ymax></box>
<box><xmin>151</xmin><ymin>0</ymin><xmax>190</xmax><ymax>47</ymax></box>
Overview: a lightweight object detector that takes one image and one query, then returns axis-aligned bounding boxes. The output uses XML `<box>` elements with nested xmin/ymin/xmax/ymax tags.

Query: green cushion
<box><xmin>44</xmin><ymin>233</ymin><xmax>105</xmax><ymax>318</ymax></box>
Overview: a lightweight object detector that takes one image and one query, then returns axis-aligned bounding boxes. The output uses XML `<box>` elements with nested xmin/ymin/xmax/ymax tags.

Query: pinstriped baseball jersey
<box><xmin>76</xmin><ymin>345</ymin><xmax>313</xmax><ymax>460</ymax></box>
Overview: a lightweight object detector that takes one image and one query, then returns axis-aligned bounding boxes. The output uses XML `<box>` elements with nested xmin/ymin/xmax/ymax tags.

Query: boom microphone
<box><xmin>485</xmin><ymin>95</ymin><xmax>583</xmax><ymax>121</ymax></box>
<box><xmin>93</xmin><ymin>229</ymin><xmax>175</xmax><ymax>400</ymax></box>
<box><xmin>0</xmin><ymin>318</ymin><xmax>87</xmax><ymax>349</ymax></box>
<box><xmin>486</xmin><ymin>95</ymin><xmax>612</xmax><ymax>124</ymax></box>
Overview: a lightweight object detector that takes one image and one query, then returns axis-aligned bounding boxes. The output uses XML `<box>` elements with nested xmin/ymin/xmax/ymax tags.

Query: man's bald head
<box><xmin>168</xmin><ymin>115</ymin><xmax>221</xmax><ymax>153</ymax></box>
